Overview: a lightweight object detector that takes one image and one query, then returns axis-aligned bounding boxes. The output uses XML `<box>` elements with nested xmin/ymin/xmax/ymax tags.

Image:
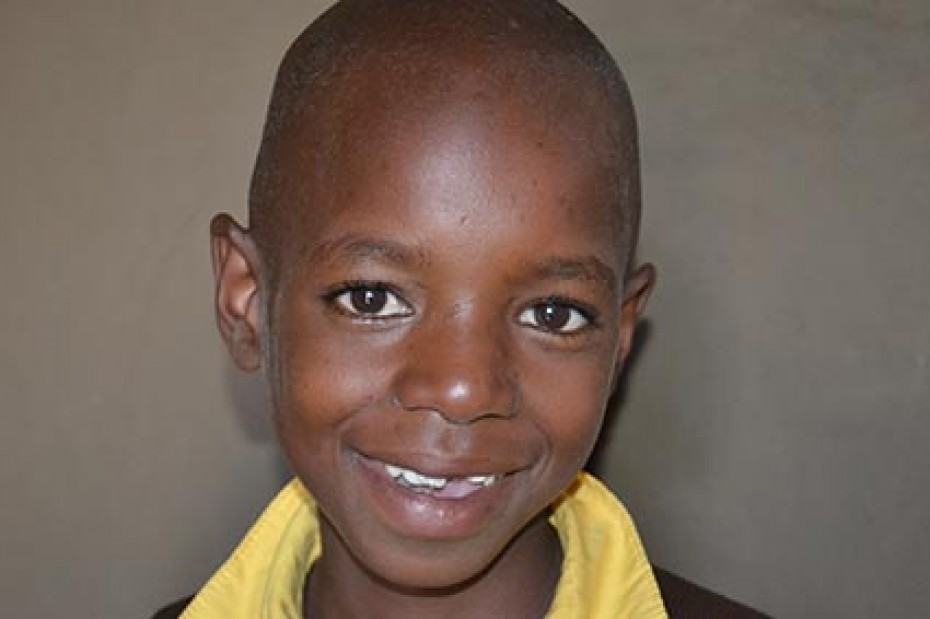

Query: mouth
<box><xmin>353</xmin><ymin>452</ymin><xmax>520</xmax><ymax>540</ymax></box>
<box><xmin>383</xmin><ymin>462</ymin><xmax>502</xmax><ymax>499</ymax></box>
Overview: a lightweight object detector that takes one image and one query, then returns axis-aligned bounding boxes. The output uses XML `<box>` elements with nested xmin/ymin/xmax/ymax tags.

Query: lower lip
<box><xmin>355</xmin><ymin>455</ymin><xmax>510</xmax><ymax>541</ymax></box>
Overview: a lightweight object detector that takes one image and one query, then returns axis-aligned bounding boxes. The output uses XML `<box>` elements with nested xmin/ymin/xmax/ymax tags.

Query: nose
<box><xmin>392</xmin><ymin>307</ymin><xmax>515</xmax><ymax>423</ymax></box>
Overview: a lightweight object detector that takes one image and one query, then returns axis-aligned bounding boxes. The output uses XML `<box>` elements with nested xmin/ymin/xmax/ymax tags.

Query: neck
<box><xmin>304</xmin><ymin>513</ymin><xmax>563</xmax><ymax>619</ymax></box>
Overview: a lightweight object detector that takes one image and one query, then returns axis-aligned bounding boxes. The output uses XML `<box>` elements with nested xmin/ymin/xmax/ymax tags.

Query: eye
<box><xmin>518</xmin><ymin>300</ymin><xmax>592</xmax><ymax>334</ymax></box>
<box><xmin>331</xmin><ymin>284</ymin><xmax>413</xmax><ymax>319</ymax></box>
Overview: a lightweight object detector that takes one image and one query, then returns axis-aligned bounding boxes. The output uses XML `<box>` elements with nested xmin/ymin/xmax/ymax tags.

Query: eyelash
<box><xmin>324</xmin><ymin>282</ymin><xmax>598</xmax><ymax>337</ymax></box>
<box><xmin>324</xmin><ymin>280</ymin><xmax>413</xmax><ymax>321</ymax></box>
<box><xmin>517</xmin><ymin>296</ymin><xmax>598</xmax><ymax>337</ymax></box>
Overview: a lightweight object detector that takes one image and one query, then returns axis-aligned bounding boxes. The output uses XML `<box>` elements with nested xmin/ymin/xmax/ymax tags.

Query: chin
<box><xmin>351</xmin><ymin>508</ymin><xmax>560</xmax><ymax>599</ymax></box>
<box><xmin>351</xmin><ymin>535</ymin><xmax>508</xmax><ymax>593</ymax></box>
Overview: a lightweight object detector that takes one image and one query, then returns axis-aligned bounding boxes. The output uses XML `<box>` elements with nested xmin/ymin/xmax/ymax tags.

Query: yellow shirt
<box><xmin>182</xmin><ymin>473</ymin><xmax>667</xmax><ymax>618</ymax></box>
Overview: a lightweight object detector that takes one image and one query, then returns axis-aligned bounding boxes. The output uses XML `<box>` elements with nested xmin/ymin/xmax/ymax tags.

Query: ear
<box><xmin>211</xmin><ymin>213</ymin><xmax>264</xmax><ymax>372</ymax></box>
<box><xmin>616</xmin><ymin>263</ymin><xmax>657</xmax><ymax>370</ymax></box>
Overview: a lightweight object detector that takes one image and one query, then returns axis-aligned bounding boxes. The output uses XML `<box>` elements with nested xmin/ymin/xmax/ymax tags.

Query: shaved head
<box><xmin>249</xmin><ymin>0</ymin><xmax>640</xmax><ymax>275</ymax></box>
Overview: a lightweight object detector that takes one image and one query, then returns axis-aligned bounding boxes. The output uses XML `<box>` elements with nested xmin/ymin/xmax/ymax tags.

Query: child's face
<box><xmin>215</xmin><ymin>90</ymin><xmax>652</xmax><ymax>589</ymax></box>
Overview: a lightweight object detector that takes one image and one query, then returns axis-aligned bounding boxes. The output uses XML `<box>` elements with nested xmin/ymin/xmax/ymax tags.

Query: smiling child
<box><xmin>183</xmin><ymin>0</ymin><xmax>665</xmax><ymax>617</ymax></box>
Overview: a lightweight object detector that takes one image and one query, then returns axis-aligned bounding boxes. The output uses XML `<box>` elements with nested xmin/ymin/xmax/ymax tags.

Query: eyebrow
<box><xmin>529</xmin><ymin>255</ymin><xmax>619</xmax><ymax>297</ymax></box>
<box><xmin>307</xmin><ymin>234</ymin><xmax>431</xmax><ymax>269</ymax></box>
<box><xmin>306</xmin><ymin>235</ymin><xmax>617</xmax><ymax>295</ymax></box>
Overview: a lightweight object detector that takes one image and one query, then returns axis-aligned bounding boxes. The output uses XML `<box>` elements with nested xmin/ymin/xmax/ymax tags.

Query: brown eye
<box><xmin>518</xmin><ymin>301</ymin><xmax>590</xmax><ymax>334</ymax></box>
<box><xmin>350</xmin><ymin>289</ymin><xmax>387</xmax><ymax>314</ymax></box>
<box><xmin>535</xmin><ymin>304</ymin><xmax>571</xmax><ymax>330</ymax></box>
<box><xmin>332</xmin><ymin>285</ymin><xmax>412</xmax><ymax>319</ymax></box>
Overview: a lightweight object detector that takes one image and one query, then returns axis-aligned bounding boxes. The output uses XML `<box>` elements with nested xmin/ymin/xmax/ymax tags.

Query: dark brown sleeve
<box><xmin>653</xmin><ymin>567</ymin><xmax>772</xmax><ymax>618</ymax></box>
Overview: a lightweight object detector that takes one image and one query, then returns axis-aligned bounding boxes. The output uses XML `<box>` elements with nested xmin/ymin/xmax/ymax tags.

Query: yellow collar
<box><xmin>182</xmin><ymin>473</ymin><xmax>666</xmax><ymax>618</ymax></box>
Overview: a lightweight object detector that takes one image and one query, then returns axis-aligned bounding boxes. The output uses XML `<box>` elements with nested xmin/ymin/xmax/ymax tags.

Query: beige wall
<box><xmin>1</xmin><ymin>1</ymin><xmax>927</xmax><ymax>617</ymax></box>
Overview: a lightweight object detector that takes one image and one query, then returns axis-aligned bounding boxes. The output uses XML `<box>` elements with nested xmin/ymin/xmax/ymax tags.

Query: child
<box><xmin>186</xmin><ymin>0</ymin><xmax>664</xmax><ymax>616</ymax></box>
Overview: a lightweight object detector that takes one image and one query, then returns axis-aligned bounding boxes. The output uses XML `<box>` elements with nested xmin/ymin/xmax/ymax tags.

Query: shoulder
<box><xmin>149</xmin><ymin>596</ymin><xmax>193</xmax><ymax>619</ymax></box>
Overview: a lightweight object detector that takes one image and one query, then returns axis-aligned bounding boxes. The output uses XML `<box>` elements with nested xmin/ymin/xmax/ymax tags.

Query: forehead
<box><xmin>268</xmin><ymin>67</ymin><xmax>630</xmax><ymax>268</ymax></box>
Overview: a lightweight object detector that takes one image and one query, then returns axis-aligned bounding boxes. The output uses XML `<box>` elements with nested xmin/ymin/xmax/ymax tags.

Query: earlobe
<box><xmin>211</xmin><ymin>213</ymin><xmax>264</xmax><ymax>372</ymax></box>
<box><xmin>616</xmin><ymin>263</ymin><xmax>657</xmax><ymax>370</ymax></box>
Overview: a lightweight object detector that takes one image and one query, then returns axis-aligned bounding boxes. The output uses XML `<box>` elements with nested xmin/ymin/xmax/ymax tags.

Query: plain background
<box><xmin>1</xmin><ymin>1</ymin><xmax>928</xmax><ymax>617</ymax></box>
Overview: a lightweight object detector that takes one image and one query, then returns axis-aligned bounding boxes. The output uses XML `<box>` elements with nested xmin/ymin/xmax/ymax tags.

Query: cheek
<box><xmin>268</xmin><ymin>316</ymin><xmax>400</xmax><ymax>510</ymax></box>
<box><xmin>270</xmin><ymin>316</ymin><xmax>396</xmax><ymax>433</ymax></box>
<box><xmin>520</xmin><ymin>347</ymin><xmax>616</xmax><ymax>468</ymax></box>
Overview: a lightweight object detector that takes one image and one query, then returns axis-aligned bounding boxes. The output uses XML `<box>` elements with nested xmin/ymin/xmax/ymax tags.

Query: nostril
<box><xmin>391</xmin><ymin>366</ymin><xmax>516</xmax><ymax>423</ymax></box>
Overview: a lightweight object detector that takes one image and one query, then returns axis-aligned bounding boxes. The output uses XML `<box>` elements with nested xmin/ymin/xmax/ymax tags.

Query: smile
<box><xmin>383</xmin><ymin>462</ymin><xmax>501</xmax><ymax>499</ymax></box>
<box><xmin>354</xmin><ymin>453</ymin><xmax>516</xmax><ymax>540</ymax></box>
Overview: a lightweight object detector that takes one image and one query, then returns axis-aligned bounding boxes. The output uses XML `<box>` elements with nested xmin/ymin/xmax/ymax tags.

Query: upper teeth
<box><xmin>385</xmin><ymin>464</ymin><xmax>448</xmax><ymax>489</ymax></box>
<box><xmin>466</xmin><ymin>474</ymin><xmax>497</xmax><ymax>486</ymax></box>
<box><xmin>384</xmin><ymin>464</ymin><xmax>497</xmax><ymax>488</ymax></box>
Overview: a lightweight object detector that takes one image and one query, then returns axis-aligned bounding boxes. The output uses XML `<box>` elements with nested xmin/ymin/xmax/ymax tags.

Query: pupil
<box><xmin>537</xmin><ymin>304</ymin><xmax>569</xmax><ymax>330</ymax></box>
<box><xmin>351</xmin><ymin>289</ymin><xmax>387</xmax><ymax>313</ymax></box>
